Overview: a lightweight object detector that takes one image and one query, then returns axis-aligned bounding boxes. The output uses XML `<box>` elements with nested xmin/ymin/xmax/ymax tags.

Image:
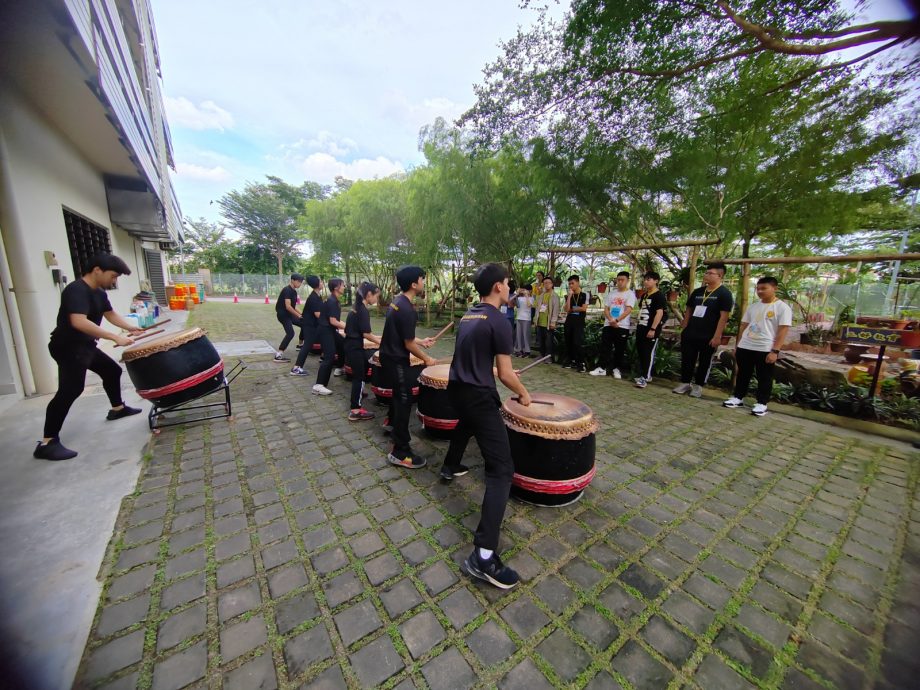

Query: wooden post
<box><xmin>739</xmin><ymin>263</ymin><xmax>751</xmax><ymax>325</ymax></box>
<box><xmin>688</xmin><ymin>246</ymin><xmax>699</xmax><ymax>294</ymax></box>
<box><xmin>450</xmin><ymin>265</ymin><xmax>456</xmax><ymax>319</ymax></box>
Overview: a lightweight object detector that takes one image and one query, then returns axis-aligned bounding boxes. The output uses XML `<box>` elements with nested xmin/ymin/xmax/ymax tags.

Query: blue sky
<box><xmin>151</xmin><ymin>0</ymin><xmax>915</xmax><ymax>226</ymax></box>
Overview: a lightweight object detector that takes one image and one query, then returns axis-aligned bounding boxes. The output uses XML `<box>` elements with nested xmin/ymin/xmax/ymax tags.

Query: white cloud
<box><xmin>297</xmin><ymin>152</ymin><xmax>404</xmax><ymax>183</ymax></box>
<box><xmin>176</xmin><ymin>162</ymin><xmax>232</xmax><ymax>181</ymax></box>
<box><xmin>381</xmin><ymin>92</ymin><xmax>467</xmax><ymax>131</ymax></box>
<box><xmin>165</xmin><ymin>97</ymin><xmax>235</xmax><ymax>131</ymax></box>
<box><xmin>275</xmin><ymin>131</ymin><xmax>359</xmax><ymax>160</ymax></box>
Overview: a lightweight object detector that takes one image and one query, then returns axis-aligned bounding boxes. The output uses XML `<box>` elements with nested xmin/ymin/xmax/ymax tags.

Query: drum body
<box><xmin>416</xmin><ymin>364</ymin><xmax>458</xmax><ymax>437</ymax></box>
<box><xmin>501</xmin><ymin>393</ymin><xmax>598</xmax><ymax>507</ymax></box>
<box><xmin>370</xmin><ymin>351</ymin><xmax>422</xmax><ymax>405</ymax></box>
<box><xmin>122</xmin><ymin>328</ymin><xmax>224</xmax><ymax>408</ymax></box>
<box><xmin>344</xmin><ymin>340</ymin><xmax>377</xmax><ymax>381</ymax></box>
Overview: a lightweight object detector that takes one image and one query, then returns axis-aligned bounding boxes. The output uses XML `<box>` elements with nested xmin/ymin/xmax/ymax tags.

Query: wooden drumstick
<box><xmin>512</xmin><ymin>396</ymin><xmax>554</xmax><ymax>405</ymax></box>
<box><xmin>515</xmin><ymin>354</ymin><xmax>552</xmax><ymax>375</ymax></box>
<box><xmin>142</xmin><ymin>318</ymin><xmax>171</xmax><ymax>330</ymax></box>
<box><xmin>431</xmin><ymin>321</ymin><xmax>455</xmax><ymax>343</ymax></box>
<box><xmin>130</xmin><ymin>328</ymin><xmax>164</xmax><ymax>342</ymax></box>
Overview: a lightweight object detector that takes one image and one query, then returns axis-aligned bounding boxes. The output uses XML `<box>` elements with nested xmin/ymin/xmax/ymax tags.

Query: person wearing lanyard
<box><xmin>633</xmin><ymin>271</ymin><xmax>668</xmax><ymax>388</ymax></box>
<box><xmin>564</xmin><ymin>275</ymin><xmax>588</xmax><ymax>372</ymax></box>
<box><xmin>290</xmin><ymin>275</ymin><xmax>324</xmax><ymax>376</ymax></box>
<box><xmin>722</xmin><ymin>276</ymin><xmax>792</xmax><ymax>416</ymax></box>
<box><xmin>534</xmin><ymin>276</ymin><xmax>560</xmax><ymax>362</ymax></box>
<box><xmin>674</xmin><ymin>261</ymin><xmax>734</xmax><ymax>398</ymax></box>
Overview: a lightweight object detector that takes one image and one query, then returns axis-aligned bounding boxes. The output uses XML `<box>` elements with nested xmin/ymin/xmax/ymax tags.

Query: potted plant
<box><xmin>596</xmin><ymin>281</ymin><xmax>608</xmax><ymax>294</ymax></box>
<box><xmin>659</xmin><ymin>278</ymin><xmax>680</xmax><ymax>302</ymax></box>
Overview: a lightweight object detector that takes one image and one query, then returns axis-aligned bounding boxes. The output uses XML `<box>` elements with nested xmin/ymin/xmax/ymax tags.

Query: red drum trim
<box><xmin>416</xmin><ymin>412</ymin><xmax>458</xmax><ymax>430</ymax></box>
<box><xmin>136</xmin><ymin>361</ymin><xmax>224</xmax><ymax>400</ymax></box>
<box><xmin>511</xmin><ymin>466</ymin><xmax>596</xmax><ymax>495</ymax></box>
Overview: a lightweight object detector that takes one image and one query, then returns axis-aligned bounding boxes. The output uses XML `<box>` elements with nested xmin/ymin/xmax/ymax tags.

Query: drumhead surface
<box><xmin>419</xmin><ymin>364</ymin><xmax>451</xmax><ymax>389</ymax></box>
<box><xmin>501</xmin><ymin>393</ymin><xmax>598</xmax><ymax>440</ymax></box>
<box><xmin>122</xmin><ymin>327</ymin><xmax>206</xmax><ymax>361</ymax></box>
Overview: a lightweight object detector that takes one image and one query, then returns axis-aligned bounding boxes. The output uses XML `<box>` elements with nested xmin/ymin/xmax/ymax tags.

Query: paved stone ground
<box><xmin>73</xmin><ymin>303</ymin><xmax>920</xmax><ymax>689</ymax></box>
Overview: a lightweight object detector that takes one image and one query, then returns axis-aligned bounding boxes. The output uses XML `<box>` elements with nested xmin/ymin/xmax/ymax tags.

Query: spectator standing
<box><xmin>514</xmin><ymin>286</ymin><xmax>534</xmax><ymax>357</ymax></box>
<box><xmin>633</xmin><ymin>272</ymin><xmax>668</xmax><ymax>388</ymax></box>
<box><xmin>534</xmin><ymin>277</ymin><xmax>560</xmax><ymax>362</ymax></box>
<box><xmin>564</xmin><ymin>275</ymin><xmax>588</xmax><ymax>372</ymax></box>
<box><xmin>590</xmin><ymin>271</ymin><xmax>636</xmax><ymax>378</ymax></box>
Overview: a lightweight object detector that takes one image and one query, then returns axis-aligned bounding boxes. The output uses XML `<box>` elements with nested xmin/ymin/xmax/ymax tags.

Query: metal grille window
<box><xmin>63</xmin><ymin>208</ymin><xmax>112</xmax><ymax>277</ymax></box>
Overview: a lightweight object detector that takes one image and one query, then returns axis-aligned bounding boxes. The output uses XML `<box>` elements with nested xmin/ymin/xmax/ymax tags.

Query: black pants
<box><xmin>346</xmin><ymin>348</ymin><xmax>372</xmax><ymax>410</ymax></box>
<box><xmin>680</xmin><ymin>333</ymin><xmax>715</xmax><ymax>385</ymax></box>
<box><xmin>599</xmin><ymin>326</ymin><xmax>629</xmax><ymax>373</ymax></box>
<box><xmin>443</xmin><ymin>383</ymin><xmax>513</xmax><ymax>551</ymax></box>
<box><xmin>43</xmin><ymin>343</ymin><xmax>124</xmax><ymax>438</ymax></box>
<box><xmin>277</xmin><ymin>313</ymin><xmax>300</xmax><ymax>351</ymax></box>
<box><xmin>734</xmin><ymin>347</ymin><xmax>775</xmax><ymax>404</ymax></box>
<box><xmin>383</xmin><ymin>358</ymin><xmax>416</xmax><ymax>456</ymax></box>
<box><xmin>635</xmin><ymin>326</ymin><xmax>659</xmax><ymax>380</ymax></box>
<box><xmin>294</xmin><ymin>324</ymin><xmax>319</xmax><ymax>368</ymax></box>
<box><xmin>536</xmin><ymin>325</ymin><xmax>554</xmax><ymax>361</ymax></box>
<box><xmin>565</xmin><ymin>317</ymin><xmax>585</xmax><ymax>368</ymax></box>
<box><xmin>315</xmin><ymin>328</ymin><xmax>343</xmax><ymax>386</ymax></box>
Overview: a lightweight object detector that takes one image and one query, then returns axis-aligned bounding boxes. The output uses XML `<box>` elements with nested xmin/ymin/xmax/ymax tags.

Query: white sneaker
<box><xmin>752</xmin><ymin>403</ymin><xmax>768</xmax><ymax>416</ymax></box>
<box><xmin>289</xmin><ymin>366</ymin><xmax>308</xmax><ymax>377</ymax></box>
<box><xmin>312</xmin><ymin>384</ymin><xmax>332</xmax><ymax>396</ymax></box>
<box><xmin>612</xmin><ymin>369</ymin><xmax>622</xmax><ymax>379</ymax></box>
<box><xmin>723</xmin><ymin>397</ymin><xmax>743</xmax><ymax>408</ymax></box>
<box><xmin>690</xmin><ymin>384</ymin><xmax>703</xmax><ymax>398</ymax></box>
<box><xmin>589</xmin><ymin>367</ymin><xmax>606</xmax><ymax>376</ymax></box>
<box><xmin>332</xmin><ymin>368</ymin><xmax>343</xmax><ymax>377</ymax></box>
<box><xmin>672</xmin><ymin>383</ymin><xmax>692</xmax><ymax>394</ymax></box>
<box><xmin>634</xmin><ymin>377</ymin><xmax>647</xmax><ymax>388</ymax></box>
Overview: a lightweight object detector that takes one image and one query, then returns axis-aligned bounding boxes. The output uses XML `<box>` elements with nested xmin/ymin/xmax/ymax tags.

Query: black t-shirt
<box><xmin>344</xmin><ymin>302</ymin><xmax>372</xmax><ymax>351</ymax></box>
<box><xmin>276</xmin><ymin>285</ymin><xmax>299</xmax><ymax>317</ymax></box>
<box><xmin>320</xmin><ymin>295</ymin><xmax>341</xmax><ymax>329</ymax></box>
<box><xmin>449</xmin><ymin>303</ymin><xmax>513</xmax><ymax>388</ymax></box>
<box><xmin>565</xmin><ymin>292</ymin><xmax>587</xmax><ymax>321</ymax></box>
<box><xmin>637</xmin><ymin>290</ymin><xmax>668</xmax><ymax>336</ymax></box>
<box><xmin>302</xmin><ymin>291</ymin><xmax>324</xmax><ymax>328</ymax></box>
<box><xmin>50</xmin><ymin>279</ymin><xmax>113</xmax><ymax>348</ymax></box>
<box><xmin>684</xmin><ymin>284</ymin><xmax>734</xmax><ymax>339</ymax></box>
<box><xmin>380</xmin><ymin>294</ymin><xmax>417</xmax><ymax>364</ymax></box>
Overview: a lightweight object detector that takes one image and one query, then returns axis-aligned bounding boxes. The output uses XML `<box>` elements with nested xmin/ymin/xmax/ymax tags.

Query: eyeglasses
<box><xmin>704</xmin><ymin>270</ymin><xmax>720</xmax><ymax>275</ymax></box>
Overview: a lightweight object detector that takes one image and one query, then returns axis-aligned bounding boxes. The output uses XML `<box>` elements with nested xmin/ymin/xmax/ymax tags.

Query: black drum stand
<box><xmin>149</xmin><ymin>360</ymin><xmax>246</xmax><ymax>431</ymax></box>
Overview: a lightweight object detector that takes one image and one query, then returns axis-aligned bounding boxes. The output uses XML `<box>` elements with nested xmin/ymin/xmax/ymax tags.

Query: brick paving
<box><xmin>73</xmin><ymin>303</ymin><xmax>920</xmax><ymax>689</ymax></box>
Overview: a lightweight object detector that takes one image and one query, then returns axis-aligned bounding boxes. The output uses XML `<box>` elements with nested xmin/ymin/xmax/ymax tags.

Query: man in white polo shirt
<box><xmin>722</xmin><ymin>276</ymin><xmax>792</xmax><ymax>416</ymax></box>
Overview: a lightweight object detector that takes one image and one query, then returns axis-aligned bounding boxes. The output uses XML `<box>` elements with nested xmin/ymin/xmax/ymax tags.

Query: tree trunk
<box><xmin>276</xmin><ymin>251</ymin><xmax>283</xmax><ymax>276</ymax></box>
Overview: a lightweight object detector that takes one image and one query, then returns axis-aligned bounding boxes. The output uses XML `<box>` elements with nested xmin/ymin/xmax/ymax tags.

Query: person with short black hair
<box><xmin>564</xmin><ymin>275</ymin><xmax>588</xmax><ymax>372</ymax></box>
<box><xmin>35</xmin><ymin>253</ymin><xmax>143</xmax><ymax>461</ymax></box>
<box><xmin>674</xmin><ymin>261</ymin><xmax>734</xmax><ymax>398</ymax></box>
<box><xmin>513</xmin><ymin>285</ymin><xmax>534</xmax><ymax>357</ymax></box>
<box><xmin>273</xmin><ymin>273</ymin><xmax>304</xmax><ymax>362</ymax></box>
<box><xmin>345</xmin><ymin>282</ymin><xmax>382</xmax><ymax>421</ymax></box>
<box><xmin>441</xmin><ymin>262</ymin><xmax>531</xmax><ymax>590</ymax></box>
<box><xmin>723</xmin><ymin>276</ymin><xmax>792</xmax><ymax>416</ymax></box>
<box><xmin>534</xmin><ymin>276</ymin><xmax>560</xmax><ymax>361</ymax></box>
<box><xmin>633</xmin><ymin>272</ymin><xmax>668</xmax><ymax>388</ymax></box>
<box><xmin>380</xmin><ymin>266</ymin><xmax>436</xmax><ymax>468</ymax></box>
<box><xmin>290</xmin><ymin>276</ymin><xmax>324</xmax><ymax>376</ymax></box>
<box><xmin>591</xmin><ymin>271</ymin><xmax>636</xmax><ymax>378</ymax></box>
<box><xmin>312</xmin><ymin>278</ymin><xmax>346</xmax><ymax>395</ymax></box>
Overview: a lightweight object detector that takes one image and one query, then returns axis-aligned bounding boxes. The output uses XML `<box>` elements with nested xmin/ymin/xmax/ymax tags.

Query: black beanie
<box><xmin>473</xmin><ymin>263</ymin><xmax>508</xmax><ymax>297</ymax></box>
<box><xmin>396</xmin><ymin>265</ymin><xmax>426</xmax><ymax>292</ymax></box>
<box><xmin>306</xmin><ymin>275</ymin><xmax>320</xmax><ymax>289</ymax></box>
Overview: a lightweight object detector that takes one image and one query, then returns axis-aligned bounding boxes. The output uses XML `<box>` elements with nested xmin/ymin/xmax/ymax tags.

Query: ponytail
<box><xmin>353</xmin><ymin>281</ymin><xmax>380</xmax><ymax>313</ymax></box>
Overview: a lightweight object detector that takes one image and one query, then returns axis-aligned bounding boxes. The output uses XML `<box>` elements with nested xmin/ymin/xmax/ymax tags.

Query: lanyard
<box><xmin>640</xmin><ymin>289</ymin><xmax>658</xmax><ymax>312</ymax></box>
<box><xmin>701</xmin><ymin>287</ymin><xmax>717</xmax><ymax>304</ymax></box>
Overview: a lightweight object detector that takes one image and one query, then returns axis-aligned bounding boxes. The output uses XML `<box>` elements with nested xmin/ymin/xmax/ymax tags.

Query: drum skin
<box><xmin>416</xmin><ymin>364</ymin><xmax>458</xmax><ymax>438</ymax></box>
<box><xmin>122</xmin><ymin>328</ymin><xmax>224</xmax><ymax>408</ymax></box>
<box><xmin>370</xmin><ymin>351</ymin><xmax>422</xmax><ymax>405</ymax></box>
<box><xmin>501</xmin><ymin>393</ymin><xmax>598</xmax><ymax>507</ymax></box>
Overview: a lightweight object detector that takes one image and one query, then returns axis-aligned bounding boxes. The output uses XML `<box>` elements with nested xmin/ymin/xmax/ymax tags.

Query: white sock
<box><xmin>478</xmin><ymin>548</ymin><xmax>493</xmax><ymax>560</ymax></box>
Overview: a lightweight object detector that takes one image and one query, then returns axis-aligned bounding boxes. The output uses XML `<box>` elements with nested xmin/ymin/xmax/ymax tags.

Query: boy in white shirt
<box><xmin>514</xmin><ymin>286</ymin><xmax>534</xmax><ymax>356</ymax></box>
<box><xmin>590</xmin><ymin>271</ymin><xmax>637</xmax><ymax>378</ymax></box>
<box><xmin>723</xmin><ymin>276</ymin><xmax>792</xmax><ymax>416</ymax></box>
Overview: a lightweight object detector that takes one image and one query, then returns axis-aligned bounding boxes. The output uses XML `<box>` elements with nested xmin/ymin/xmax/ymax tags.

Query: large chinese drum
<box><xmin>500</xmin><ymin>393</ymin><xmax>598</xmax><ymax>507</ymax></box>
<box><xmin>416</xmin><ymin>364</ymin><xmax>458</xmax><ymax>438</ymax></box>
<box><xmin>122</xmin><ymin>328</ymin><xmax>224</xmax><ymax>408</ymax></box>
<box><xmin>370</xmin><ymin>351</ymin><xmax>423</xmax><ymax>405</ymax></box>
<box><xmin>344</xmin><ymin>339</ymin><xmax>377</xmax><ymax>380</ymax></box>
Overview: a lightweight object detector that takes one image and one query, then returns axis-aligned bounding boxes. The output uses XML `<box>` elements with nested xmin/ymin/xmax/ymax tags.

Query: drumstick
<box><xmin>515</xmin><ymin>354</ymin><xmax>552</xmax><ymax>375</ymax></box>
<box><xmin>132</xmin><ymin>328</ymin><xmax>165</xmax><ymax>342</ymax></box>
<box><xmin>142</xmin><ymin>318</ymin><xmax>171</xmax><ymax>330</ymax></box>
<box><xmin>431</xmin><ymin>357</ymin><xmax>453</xmax><ymax>366</ymax></box>
<box><xmin>431</xmin><ymin>321</ymin><xmax>454</xmax><ymax>343</ymax></box>
<box><xmin>512</xmin><ymin>397</ymin><xmax>555</xmax><ymax>405</ymax></box>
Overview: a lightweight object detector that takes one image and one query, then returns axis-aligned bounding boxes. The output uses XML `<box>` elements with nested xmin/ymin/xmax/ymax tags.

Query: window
<box><xmin>63</xmin><ymin>208</ymin><xmax>111</xmax><ymax>277</ymax></box>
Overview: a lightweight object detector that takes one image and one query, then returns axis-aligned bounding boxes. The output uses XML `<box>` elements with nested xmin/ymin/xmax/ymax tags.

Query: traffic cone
<box><xmin>233</xmin><ymin>292</ymin><xmax>239</xmax><ymax>304</ymax></box>
<box><xmin>264</xmin><ymin>293</ymin><xmax>270</xmax><ymax>304</ymax></box>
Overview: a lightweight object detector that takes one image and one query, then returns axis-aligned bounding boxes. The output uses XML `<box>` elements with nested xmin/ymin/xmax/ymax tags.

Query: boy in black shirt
<box><xmin>674</xmin><ymin>261</ymin><xmax>734</xmax><ymax>398</ymax></box>
<box><xmin>35</xmin><ymin>253</ymin><xmax>143</xmax><ymax>461</ymax></box>
<box><xmin>273</xmin><ymin>273</ymin><xmax>304</xmax><ymax>362</ymax></box>
<box><xmin>380</xmin><ymin>266</ymin><xmax>436</xmax><ymax>469</ymax></box>
<box><xmin>633</xmin><ymin>271</ymin><xmax>668</xmax><ymax>388</ymax></box>
<box><xmin>564</xmin><ymin>275</ymin><xmax>588</xmax><ymax>372</ymax></box>
<box><xmin>291</xmin><ymin>276</ymin><xmax>324</xmax><ymax>376</ymax></box>
<box><xmin>312</xmin><ymin>278</ymin><xmax>346</xmax><ymax>395</ymax></box>
<box><xmin>344</xmin><ymin>281</ymin><xmax>381</xmax><ymax>421</ymax></box>
<box><xmin>441</xmin><ymin>263</ymin><xmax>531</xmax><ymax>589</ymax></box>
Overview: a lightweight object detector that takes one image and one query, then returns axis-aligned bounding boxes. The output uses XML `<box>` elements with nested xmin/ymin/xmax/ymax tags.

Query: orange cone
<box><xmin>264</xmin><ymin>293</ymin><xmax>270</xmax><ymax>304</ymax></box>
<box><xmin>233</xmin><ymin>292</ymin><xmax>239</xmax><ymax>304</ymax></box>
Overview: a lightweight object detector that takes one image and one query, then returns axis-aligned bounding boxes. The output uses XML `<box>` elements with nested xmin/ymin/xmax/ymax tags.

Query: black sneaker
<box><xmin>464</xmin><ymin>549</ymin><xmax>520</xmax><ymax>589</ymax></box>
<box><xmin>388</xmin><ymin>452</ymin><xmax>426</xmax><ymax>469</ymax></box>
<box><xmin>33</xmin><ymin>438</ymin><xmax>78</xmax><ymax>461</ymax></box>
<box><xmin>273</xmin><ymin>353</ymin><xmax>290</xmax><ymax>362</ymax></box>
<box><xmin>440</xmin><ymin>464</ymin><xmax>470</xmax><ymax>481</ymax></box>
<box><xmin>106</xmin><ymin>405</ymin><xmax>142</xmax><ymax>421</ymax></box>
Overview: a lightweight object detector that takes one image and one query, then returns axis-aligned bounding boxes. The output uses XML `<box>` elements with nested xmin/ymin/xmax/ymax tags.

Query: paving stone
<box><xmin>781</xmin><ymin>667</ymin><xmax>828</xmax><ymax>690</ymax></box>
<box><xmin>699</xmin><ymin>554</ymin><xmax>748</xmax><ymax>590</ymax></box>
<box><xmin>439</xmin><ymin>588</ymin><xmax>484</xmax><ymax>630</ymax></box>
<box><xmin>262</xmin><ymin>538</ymin><xmax>299</xmax><ymax>570</ymax></box>
<box><xmin>380</xmin><ymin>578</ymin><xmax>425</xmax><ymax>618</ymax></box>
<box><xmin>96</xmin><ymin>594</ymin><xmax>150</xmax><ymax>638</ymax></box>
<box><xmin>116</xmin><ymin>541</ymin><xmax>160</xmax><ymax>570</ymax></box>
<box><xmin>531</xmin><ymin>535</ymin><xmax>570</xmax><ymax>562</ymax></box>
<box><xmin>215</xmin><ymin>513</ymin><xmax>248</xmax><ymax>536</ymax></box>
<box><xmin>223</xmin><ymin>652</ymin><xmax>277</xmax><ymax>690</ymax></box>
<box><xmin>818</xmin><ymin>591</ymin><xmax>874</xmax><ymax>635</ymax></box>
<box><xmin>421</xmin><ymin>646</ymin><xmax>476</xmax><ymax>690</ymax></box>
<box><xmin>736</xmin><ymin>603</ymin><xmax>792</xmax><ymax>649</ymax></box>
<box><xmin>807</xmin><ymin>612</ymin><xmax>869</xmax><ymax>665</ymax></box>
<box><xmin>300</xmin><ymin>664</ymin><xmax>347</xmax><ymax>689</ymax></box>
<box><xmin>151</xmin><ymin>640</ymin><xmax>207</xmax><ymax>690</ymax></box>
<box><xmin>466</xmin><ymin>619</ymin><xmax>517</xmax><ymax>666</ymax></box>
<box><xmin>323</xmin><ymin>570</ymin><xmax>364</xmax><ymax>608</ymax></box>
<box><xmin>218</xmin><ymin>582</ymin><xmax>262</xmax><ymax>622</ymax></box>
<box><xmin>364</xmin><ymin>551</ymin><xmax>403</xmax><ymax>585</ymax></box>
<box><xmin>420</xmin><ymin>561</ymin><xmax>458</xmax><ymax>595</ymax></box>
<box><xmin>641</xmin><ymin>615</ymin><xmax>695</xmax><ymax>665</ymax></box>
<box><xmin>276</xmin><ymin>591</ymin><xmax>320</xmax><ymax>634</ymax></box>
<box><xmin>499</xmin><ymin>658</ymin><xmax>555</xmax><ymax>690</ymax></box>
<box><xmin>283</xmin><ymin>624</ymin><xmax>334</xmax><ymax>678</ymax></box>
<box><xmin>571</xmin><ymin>605</ymin><xmax>620</xmax><ymax>650</ymax></box>
<box><xmin>217</xmin><ymin>555</ymin><xmax>256</xmax><ymax>588</ymax></box>
<box><xmin>500</xmin><ymin>597</ymin><xmax>550</xmax><ymax>639</ymax></box>
<box><xmin>296</xmin><ymin>507</ymin><xmax>327</xmax><ymax>529</ymax></box>
<box><xmin>585</xmin><ymin>541</ymin><xmax>625</xmax><ymax>570</ymax></box>
<box><xmin>165</xmin><ymin>548</ymin><xmax>206</xmax><ymax>580</ymax></box>
<box><xmin>334</xmin><ymin>599</ymin><xmax>382</xmax><ymax>646</ymax></box>
<box><xmin>434</xmin><ymin>524</ymin><xmax>464</xmax><ymax>548</ymax></box>
<box><xmin>661</xmin><ymin>590</ymin><xmax>715</xmax><ymax>634</ymax></box>
<box><xmin>584</xmin><ymin>671</ymin><xmax>624</xmax><ymax>690</ymax></box>
<box><xmin>715</xmin><ymin>626</ymin><xmax>774</xmax><ymax>679</ymax></box>
<box><xmin>684</xmin><ymin>573</ymin><xmax>732</xmax><ymax>610</ymax></box>
<box><xmin>384</xmin><ymin>518</ymin><xmax>417</xmax><ymax>543</ymax></box>
<box><xmin>371</xmin><ymin>502</ymin><xmax>401</xmax><ymax>523</ymax></box>
<box><xmin>220</xmin><ymin>615</ymin><xmax>268</xmax><ymax>664</ymax></box>
<box><xmin>507</xmin><ymin>550</ymin><xmax>544</xmax><ymax>581</ymax></box>
<box><xmin>340</xmin><ymin>513</ymin><xmax>372</xmax><ymax>535</ymax></box>
<box><xmin>312</xmin><ymin>546</ymin><xmax>349</xmax><ymax>576</ymax></box>
<box><xmin>694</xmin><ymin>653</ymin><xmax>757</xmax><ymax>689</ymax></box>
<box><xmin>400</xmin><ymin>609</ymin><xmax>446</xmax><ymax>659</ymax></box>
<box><xmin>598</xmin><ymin>582</ymin><xmax>647</xmax><ymax>623</ymax></box>
<box><xmin>107</xmin><ymin>565</ymin><xmax>156</xmax><ymax>601</ymax></box>
<box><xmin>400</xmin><ymin>538</ymin><xmax>436</xmax><ymax>565</ymax></box>
<box><xmin>534</xmin><ymin>575</ymin><xmax>577</xmax><ymax>611</ymax></box>
<box><xmin>267</xmin><ymin>563</ymin><xmax>309</xmax><ymax>599</ymax></box>
<box><xmin>157</xmin><ymin>602</ymin><xmax>206</xmax><ymax>651</ymax></box>
<box><xmin>611</xmin><ymin>638</ymin><xmax>672</xmax><ymax>690</ymax></box>
<box><xmin>348</xmin><ymin>634</ymin><xmax>405</xmax><ymax>687</ymax></box>
<box><xmin>96</xmin><ymin>670</ymin><xmax>139</xmax><ymax>690</ymax></box>
<box><xmin>123</xmin><ymin>519</ymin><xmax>164</xmax><ymax>545</ymax></box>
<box><xmin>535</xmin><ymin>628</ymin><xmax>591</xmax><ymax>682</ymax></box>
<box><xmin>750</xmin><ymin>581</ymin><xmax>804</xmax><ymax>624</ymax></box>
<box><xmin>642</xmin><ymin>547</ymin><xmax>689</xmax><ymax>580</ymax></box>
<box><xmin>160</xmin><ymin>572</ymin><xmax>205</xmax><ymax>611</ymax></box>
<box><xmin>350</xmin><ymin>531</ymin><xmax>386</xmax><ymax>558</ymax></box>
<box><xmin>561</xmin><ymin>557</ymin><xmax>605</xmax><ymax>591</ymax></box>
<box><xmin>619</xmin><ymin>563</ymin><xmax>665</xmax><ymax>599</ymax></box>
<box><xmin>216</xmin><ymin>532</ymin><xmax>252</xmax><ymax>561</ymax></box>
<box><xmin>798</xmin><ymin>639</ymin><xmax>865</xmax><ymax>690</ymax></box>
<box><xmin>83</xmin><ymin>629</ymin><xmax>145</xmax><ymax>681</ymax></box>
<box><xmin>414</xmin><ymin>505</ymin><xmax>445</xmax><ymax>528</ymax></box>
<box><xmin>302</xmin><ymin>526</ymin><xmax>337</xmax><ymax>552</ymax></box>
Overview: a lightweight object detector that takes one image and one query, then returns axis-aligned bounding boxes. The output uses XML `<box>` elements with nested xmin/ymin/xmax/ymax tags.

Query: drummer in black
<box><xmin>290</xmin><ymin>275</ymin><xmax>324</xmax><ymax>376</ymax></box>
<box><xmin>344</xmin><ymin>281</ymin><xmax>381</xmax><ymax>421</ymax></box>
<box><xmin>380</xmin><ymin>266</ymin><xmax>436</xmax><ymax>469</ymax></box>
<box><xmin>312</xmin><ymin>278</ymin><xmax>346</xmax><ymax>396</ymax></box>
<box><xmin>441</xmin><ymin>263</ymin><xmax>532</xmax><ymax>590</ymax></box>
<box><xmin>273</xmin><ymin>273</ymin><xmax>304</xmax><ymax>362</ymax></box>
<box><xmin>35</xmin><ymin>253</ymin><xmax>143</xmax><ymax>461</ymax></box>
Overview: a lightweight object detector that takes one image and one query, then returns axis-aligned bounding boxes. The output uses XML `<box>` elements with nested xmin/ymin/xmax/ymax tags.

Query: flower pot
<box><xmin>635</xmin><ymin>288</ymin><xmax>646</xmax><ymax>298</ymax></box>
<box><xmin>900</xmin><ymin>330</ymin><xmax>920</xmax><ymax>349</ymax></box>
<box><xmin>856</xmin><ymin>315</ymin><xmax>909</xmax><ymax>330</ymax></box>
<box><xmin>596</xmin><ymin>282</ymin><xmax>607</xmax><ymax>294</ymax></box>
<box><xmin>829</xmin><ymin>340</ymin><xmax>847</xmax><ymax>353</ymax></box>
<box><xmin>843</xmin><ymin>344</ymin><xmax>870</xmax><ymax>364</ymax></box>
<box><xmin>667</xmin><ymin>290</ymin><xmax>678</xmax><ymax>301</ymax></box>
<box><xmin>720</xmin><ymin>335</ymin><xmax>732</xmax><ymax>346</ymax></box>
